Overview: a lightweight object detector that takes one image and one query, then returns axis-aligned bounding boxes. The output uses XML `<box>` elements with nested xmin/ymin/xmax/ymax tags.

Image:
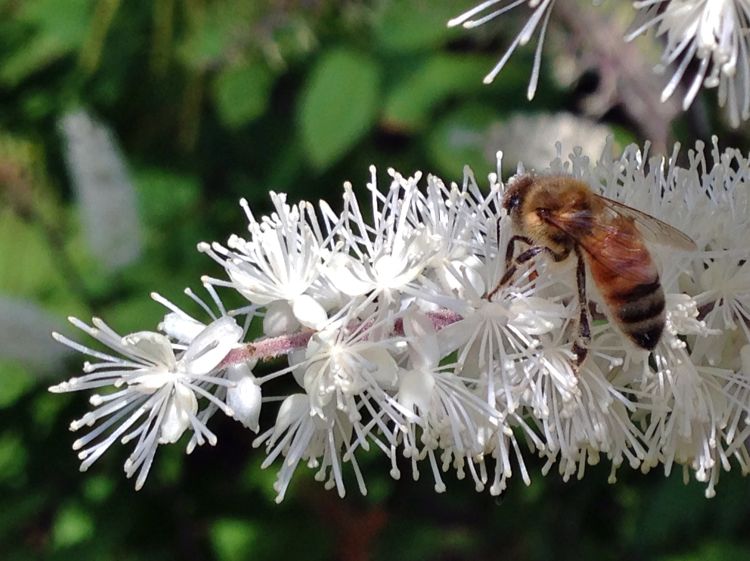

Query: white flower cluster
<box><xmin>629</xmin><ymin>0</ymin><xmax>750</xmax><ymax>126</ymax></box>
<box><xmin>52</xmin><ymin>139</ymin><xmax>750</xmax><ymax>500</ymax></box>
<box><xmin>450</xmin><ymin>0</ymin><xmax>750</xmax><ymax>126</ymax></box>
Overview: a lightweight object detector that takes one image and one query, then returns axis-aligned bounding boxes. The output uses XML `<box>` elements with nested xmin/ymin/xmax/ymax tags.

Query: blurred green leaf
<box><xmin>0</xmin><ymin>432</ymin><xmax>27</xmax><ymax>484</ymax></box>
<box><xmin>213</xmin><ymin>62</ymin><xmax>274</xmax><ymax>129</ymax></box>
<box><xmin>101</xmin><ymin>295</ymin><xmax>162</xmax><ymax>334</ymax></box>
<box><xmin>133</xmin><ymin>167</ymin><xmax>200</xmax><ymax>226</ymax></box>
<box><xmin>211</xmin><ymin>518</ymin><xmax>260</xmax><ymax>561</ymax></box>
<box><xmin>177</xmin><ymin>14</ymin><xmax>230</xmax><ymax>70</ymax></box>
<box><xmin>298</xmin><ymin>49</ymin><xmax>381</xmax><ymax>169</ymax></box>
<box><xmin>426</xmin><ymin>104</ymin><xmax>497</xmax><ymax>178</ymax></box>
<box><xmin>79</xmin><ymin>0</ymin><xmax>121</xmax><ymax>74</ymax></box>
<box><xmin>32</xmin><ymin>391</ymin><xmax>69</xmax><ymax>433</ymax></box>
<box><xmin>154</xmin><ymin>443</ymin><xmax>183</xmax><ymax>485</ymax></box>
<box><xmin>610</xmin><ymin>124</ymin><xmax>639</xmax><ymax>151</ymax></box>
<box><xmin>384</xmin><ymin>54</ymin><xmax>490</xmax><ymax>130</ymax></box>
<box><xmin>82</xmin><ymin>475</ymin><xmax>115</xmax><ymax>503</ymax></box>
<box><xmin>0</xmin><ymin>210</ymin><xmax>65</xmax><ymax>299</ymax></box>
<box><xmin>52</xmin><ymin>502</ymin><xmax>95</xmax><ymax>548</ymax></box>
<box><xmin>20</xmin><ymin>88</ymin><xmax>58</xmax><ymax>121</ymax></box>
<box><xmin>374</xmin><ymin>0</ymin><xmax>466</xmax><ymax>53</ymax></box>
<box><xmin>658</xmin><ymin>542</ymin><xmax>750</xmax><ymax>561</ymax></box>
<box><xmin>1</xmin><ymin>0</ymin><xmax>91</xmax><ymax>85</ymax></box>
<box><xmin>0</xmin><ymin>134</ymin><xmax>81</xmax><ymax>312</ymax></box>
<box><xmin>0</xmin><ymin>362</ymin><xmax>34</xmax><ymax>408</ymax></box>
<box><xmin>637</xmin><ymin>474</ymin><xmax>705</xmax><ymax>549</ymax></box>
<box><xmin>177</xmin><ymin>1</ymin><xmax>263</xmax><ymax>71</ymax></box>
<box><xmin>0</xmin><ymin>34</ymin><xmax>69</xmax><ymax>87</ymax></box>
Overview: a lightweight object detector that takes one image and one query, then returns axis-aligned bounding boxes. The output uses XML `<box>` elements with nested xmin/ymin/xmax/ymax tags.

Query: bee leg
<box><xmin>485</xmin><ymin>235</ymin><xmax>533</xmax><ymax>300</ymax></box>
<box><xmin>503</xmin><ymin>235</ymin><xmax>533</xmax><ymax>272</ymax></box>
<box><xmin>572</xmin><ymin>247</ymin><xmax>590</xmax><ymax>369</ymax></box>
<box><xmin>486</xmin><ymin>240</ymin><xmax>568</xmax><ymax>301</ymax></box>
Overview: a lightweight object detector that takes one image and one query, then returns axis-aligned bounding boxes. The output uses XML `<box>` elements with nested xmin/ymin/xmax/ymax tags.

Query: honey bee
<box><xmin>489</xmin><ymin>174</ymin><xmax>697</xmax><ymax>367</ymax></box>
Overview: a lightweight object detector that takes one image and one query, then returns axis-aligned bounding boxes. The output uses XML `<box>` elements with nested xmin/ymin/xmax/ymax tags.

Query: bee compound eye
<box><xmin>507</xmin><ymin>193</ymin><xmax>521</xmax><ymax>212</ymax></box>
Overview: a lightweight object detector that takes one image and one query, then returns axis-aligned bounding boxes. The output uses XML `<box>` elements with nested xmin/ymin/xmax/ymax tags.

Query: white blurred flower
<box><xmin>0</xmin><ymin>296</ymin><xmax>70</xmax><ymax>374</ymax></box>
<box><xmin>628</xmin><ymin>0</ymin><xmax>750</xmax><ymax>126</ymax></box>
<box><xmin>485</xmin><ymin>113</ymin><xmax>614</xmax><ymax>173</ymax></box>
<box><xmin>59</xmin><ymin>109</ymin><xmax>142</xmax><ymax>270</ymax></box>
<box><xmin>448</xmin><ymin>0</ymin><xmax>557</xmax><ymax>98</ymax></box>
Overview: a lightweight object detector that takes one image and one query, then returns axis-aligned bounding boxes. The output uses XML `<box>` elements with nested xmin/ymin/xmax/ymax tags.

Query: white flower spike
<box><xmin>53</xmin><ymin>138</ymin><xmax>750</xmax><ymax>502</ymax></box>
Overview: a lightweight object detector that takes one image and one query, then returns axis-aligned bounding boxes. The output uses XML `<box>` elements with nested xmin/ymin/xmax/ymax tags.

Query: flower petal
<box><xmin>292</xmin><ymin>294</ymin><xmax>328</xmax><ymax>330</ymax></box>
<box><xmin>226</xmin><ymin>363</ymin><xmax>262</xmax><ymax>431</ymax></box>
<box><xmin>182</xmin><ymin>316</ymin><xmax>243</xmax><ymax>374</ymax></box>
<box><xmin>398</xmin><ymin>367</ymin><xmax>435</xmax><ymax>413</ymax></box>
<box><xmin>159</xmin><ymin>384</ymin><xmax>198</xmax><ymax>444</ymax></box>
<box><xmin>121</xmin><ymin>331</ymin><xmax>177</xmax><ymax>370</ymax></box>
<box><xmin>263</xmin><ymin>300</ymin><xmax>300</xmax><ymax>336</ymax></box>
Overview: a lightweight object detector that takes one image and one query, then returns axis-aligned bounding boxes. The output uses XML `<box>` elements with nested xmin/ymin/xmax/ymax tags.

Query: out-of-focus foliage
<box><xmin>0</xmin><ymin>1</ymin><xmax>748</xmax><ymax>560</ymax></box>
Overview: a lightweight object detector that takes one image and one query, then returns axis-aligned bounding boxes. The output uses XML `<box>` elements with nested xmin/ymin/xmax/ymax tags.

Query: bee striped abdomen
<box><xmin>608</xmin><ymin>279</ymin><xmax>665</xmax><ymax>350</ymax></box>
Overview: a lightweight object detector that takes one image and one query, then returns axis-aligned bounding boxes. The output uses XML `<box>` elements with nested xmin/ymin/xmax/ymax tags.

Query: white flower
<box><xmin>638</xmin><ymin>343</ymin><xmax>750</xmax><ymax>498</ymax></box>
<box><xmin>152</xmin><ymin>285</ymin><xmax>263</xmax><ymax>443</ymax></box>
<box><xmin>448</xmin><ymin>0</ymin><xmax>557</xmax><ymax>98</ymax></box>
<box><xmin>300</xmin><ymin>319</ymin><xmax>400</xmax><ymax>420</ymax></box>
<box><xmin>200</xmin><ymin>192</ymin><xmax>334</xmax><ymax>332</ymax></box>
<box><xmin>59</xmin><ymin>109</ymin><xmax>142</xmax><ymax>270</ymax></box>
<box><xmin>396</xmin><ymin>312</ymin><xmax>505</xmax><ymax>492</ymax></box>
<box><xmin>631</xmin><ymin>293</ymin><xmax>749</xmax><ymax>498</ymax></box>
<box><xmin>322</xmin><ymin>168</ymin><xmax>439</xmax><ymax>315</ymax></box>
<box><xmin>409</xmin><ymin>167</ymin><xmax>502</xmax><ymax>298</ymax></box>
<box><xmin>628</xmin><ymin>0</ymin><xmax>750</xmax><ymax>126</ymax></box>
<box><xmin>0</xmin><ymin>296</ymin><xmax>70</xmax><ymax>373</ymax></box>
<box><xmin>485</xmin><ymin>113</ymin><xmax>613</xmax><ymax>173</ymax></box>
<box><xmin>693</xmin><ymin>259</ymin><xmax>750</xmax><ymax>365</ymax></box>
<box><xmin>531</xmin><ymin>347</ymin><xmax>646</xmax><ymax>483</ymax></box>
<box><xmin>50</xmin><ymin>315</ymin><xmax>243</xmax><ymax>489</ymax></box>
<box><xmin>438</xmin><ymin>283</ymin><xmax>568</xmax><ymax>414</ymax></box>
<box><xmin>253</xmin><ymin>393</ymin><xmax>364</xmax><ymax>502</ymax></box>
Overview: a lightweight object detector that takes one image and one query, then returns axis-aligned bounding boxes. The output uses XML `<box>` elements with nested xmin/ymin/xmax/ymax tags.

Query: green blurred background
<box><xmin>0</xmin><ymin>1</ymin><xmax>749</xmax><ymax>560</ymax></box>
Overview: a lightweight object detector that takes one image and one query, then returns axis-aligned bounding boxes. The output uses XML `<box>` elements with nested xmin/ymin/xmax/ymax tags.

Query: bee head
<box><xmin>502</xmin><ymin>174</ymin><xmax>534</xmax><ymax>220</ymax></box>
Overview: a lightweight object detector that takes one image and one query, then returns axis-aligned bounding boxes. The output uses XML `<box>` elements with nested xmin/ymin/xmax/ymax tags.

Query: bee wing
<box><xmin>594</xmin><ymin>195</ymin><xmax>697</xmax><ymax>251</ymax></box>
<box><xmin>541</xmin><ymin>207</ymin><xmax>662</xmax><ymax>283</ymax></box>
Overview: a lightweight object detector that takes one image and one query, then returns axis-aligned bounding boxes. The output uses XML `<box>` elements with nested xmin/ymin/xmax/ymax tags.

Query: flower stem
<box><xmin>219</xmin><ymin>309</ymin><xmax>465</xmax><ymax>367</ymax></box>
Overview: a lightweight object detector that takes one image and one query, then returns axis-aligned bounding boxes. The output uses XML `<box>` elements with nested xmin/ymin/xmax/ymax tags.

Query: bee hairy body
<box><xmin>500</xmin><ymin>174</ymin><xmax>692</xmax><ymax>355</ymax></box>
